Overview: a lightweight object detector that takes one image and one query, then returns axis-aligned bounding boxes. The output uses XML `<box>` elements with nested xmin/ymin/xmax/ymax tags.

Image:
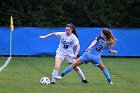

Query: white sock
<box><xmin>52</xmin><ymin>69</ymin><xmax>58</xmax><ymax>83</ymax></box>
<box><xmin>75</xmin><ymin>67</ymin><xmax>86</xmax><ymax>80</ymax></box>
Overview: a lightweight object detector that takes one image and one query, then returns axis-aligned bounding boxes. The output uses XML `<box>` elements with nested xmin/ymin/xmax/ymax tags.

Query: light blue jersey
<box><xmin>89</xmin><ymin>35</ymin><xmax>111</xmax><ymax>56</ymax></box>
<box><xmin>80</xmin><ymin>35</ymin><xmax>111</xmax><ymax>66</ymax></box>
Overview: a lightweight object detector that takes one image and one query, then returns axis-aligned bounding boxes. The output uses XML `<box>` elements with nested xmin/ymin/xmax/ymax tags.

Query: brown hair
<box><xmin>102</xmin><ymin>28</ymin><xmax>116</xmax><ymax>47</ymax></box>
<box><xmin>66</xmin><ymin>23</ymin><xmax>78</xmax><ymax>38</ymax></box>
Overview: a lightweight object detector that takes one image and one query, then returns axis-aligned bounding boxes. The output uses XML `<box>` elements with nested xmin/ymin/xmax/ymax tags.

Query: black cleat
<box><xmin>82</xmin><ymin>80</ymin><xmax>89</xmax><ymax>83</ymax></box>
<box><xmin>51</xmin><ymin>82</ymin><xmax>55</xmax><ymax>84</ymax></box>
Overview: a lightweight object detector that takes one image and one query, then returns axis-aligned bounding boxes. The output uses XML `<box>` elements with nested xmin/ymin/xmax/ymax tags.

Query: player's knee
<box><xmin>72</xmin><ymin>58</ymin><xmax>82</xmax><ymax>68</ymax></box>
<box><xmin>99</xmin><ymin>64</ymin><xmax>106</xmax><ymax>70</ymax></box>
<box><xmin>71</xmin><ymin>63</ymin><xmax>77</xmax><ymax>68</ymax></box>
<box><xmin>73</xmin><ymin>66</ymin><xmax>79</xmax><ymax>71</ymax></box>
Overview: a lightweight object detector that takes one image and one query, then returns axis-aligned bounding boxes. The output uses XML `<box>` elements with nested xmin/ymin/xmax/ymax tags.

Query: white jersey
<box><xmin>55</xmin><ymin>32</ymin><xmax>79</xmax><ymax>58</ymax></box>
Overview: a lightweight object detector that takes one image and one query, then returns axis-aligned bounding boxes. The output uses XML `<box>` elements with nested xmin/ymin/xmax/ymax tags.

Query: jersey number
<box><xmin>63</xmin><ymin>41</ymin><xmax>69</xmax><ymax>49</ymax></box>
<box><xmin>96</xmin><ymin>45</ymin><xmax>103</xmax><ymax>52</ymax></box>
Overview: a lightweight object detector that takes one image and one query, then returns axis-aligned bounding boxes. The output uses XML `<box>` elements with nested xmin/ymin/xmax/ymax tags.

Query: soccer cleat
<box><xmin>108</xmin><ymin>79</ymin><xmax>113</xmax><ymax>85</ymax></box>
<box><xmin>109</xmin><ymin>81</ymin><xmax>113</xmax><ymax>85</ymax></box>
<box><xmin>82</xmin><ymin>79</ymin><xmax>89</xmax><ymax>83</ymax></box>
<box><xmin>51</xmin><ymin>82</ymin><xmax>55</xmax><ymax>84</ymax></box>
<box><xmin>54</xmin><ymin>76</ymin><xmax>62</xmax><ymax>80</ymax></box>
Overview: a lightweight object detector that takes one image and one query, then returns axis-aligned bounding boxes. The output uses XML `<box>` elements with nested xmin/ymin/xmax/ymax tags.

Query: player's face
<box><xmin>101</xmin><ymin>32</ymin><xmax>106</xmax><ymax>38</ymax></box>
<box><xmin>65</xmin><ymin>27</ymin><xmax>72</xmax><ymax>36</ymax></box>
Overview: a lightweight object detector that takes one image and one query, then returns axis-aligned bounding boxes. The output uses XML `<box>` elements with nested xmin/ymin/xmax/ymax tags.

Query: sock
<box><xmin>75</xmin><ymin>67</ymin><xmax>86</xmax><ymax>80</ymax></box>
<box><xmin>52</xmin><ymin>69</ymin><xmax>58</xmax><ymax>83</ymax></box>
<box><xmin>102</xmin><ymin>68</ymin><xmax>112</xmax><ymax>82</ymax></box>
<box><xmin>60</xmin><ymin>65</ymin><xmax>73</xmax><ymax>77</ymax></box>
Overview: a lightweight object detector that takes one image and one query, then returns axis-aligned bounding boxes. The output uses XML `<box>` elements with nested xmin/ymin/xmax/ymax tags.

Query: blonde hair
<box><xmin>102</xmin><ymin>28</ymin><xmax>116</xmax><ymax>47</ymax></box>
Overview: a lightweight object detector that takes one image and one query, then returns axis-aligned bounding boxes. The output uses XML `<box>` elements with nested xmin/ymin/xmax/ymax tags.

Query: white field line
<box><xmin>0</xmin><ymin>57</ymin><xmax>12</xmax><ymax>72</ymax></box>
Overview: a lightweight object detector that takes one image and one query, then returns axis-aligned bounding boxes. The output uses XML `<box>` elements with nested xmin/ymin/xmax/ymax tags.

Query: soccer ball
<box><xmin>40</xmin><ymin>77</ymin><xmax>50</xmax><ymax>85</ymax></box>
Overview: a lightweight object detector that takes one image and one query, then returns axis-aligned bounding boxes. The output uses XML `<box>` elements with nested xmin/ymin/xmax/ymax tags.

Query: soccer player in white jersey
<box><xmin>39</xmin><ymin>23</ymin><xmax>88</xmax><ymax>84</ymax></box>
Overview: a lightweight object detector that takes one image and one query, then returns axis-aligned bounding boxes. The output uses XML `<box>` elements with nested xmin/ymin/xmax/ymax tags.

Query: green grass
<box><xmin>0</xmin><ymin>57</ymin><xmax>140</xmax><ymax>93</ymax></box>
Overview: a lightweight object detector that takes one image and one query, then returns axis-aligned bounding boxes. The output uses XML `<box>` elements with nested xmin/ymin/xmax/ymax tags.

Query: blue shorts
<box><xmin>80</xmin><ymin>52</ymin><xmax>101</xmax><ymax>67</ymax></box>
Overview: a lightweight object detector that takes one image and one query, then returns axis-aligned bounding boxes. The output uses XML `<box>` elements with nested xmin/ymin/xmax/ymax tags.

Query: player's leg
<box><xmin>55</xmin><ymin>58</ymin><xmax>83</xmax><ymax>79</ymax></box>
<box><xmin>99</xmin><ymin>62</ymin><xmax>113</xmax><ymax>85</ymax></box>
<box><xmin>70</xmin><ymin>63</ymin><xmax>88</xmax><ymax>83</ymax></box>
<box><xmin>52</xmin><ymin>57</ymin><xmax>63</xmax><ymax>84</ymax></box>
<box><xmin>66</xmin><ymin>55</ymin><xmax>88</xmax><ymax>83</ymax></box>
<box><xmin>55</xmin><ymin>52</ymin><xmax>90</xmax><ymax>81</ymax></box>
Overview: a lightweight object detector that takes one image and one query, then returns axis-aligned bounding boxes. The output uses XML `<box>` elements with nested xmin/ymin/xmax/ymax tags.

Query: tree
<box><xmin>0</xmin><ymin>0</ymin><xmax>140</xmax><ymax>27</ymax></box>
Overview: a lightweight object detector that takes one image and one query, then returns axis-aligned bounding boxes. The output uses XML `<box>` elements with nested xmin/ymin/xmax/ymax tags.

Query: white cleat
<box><xmin>109</xmin><ymin>82</ymin><xmax>113</xmax><ymax>85</ymax></box>
<box><xmin>54</xmin><ymin>76</ymin><xmax>62</xmax><ymax>80</ymax></box>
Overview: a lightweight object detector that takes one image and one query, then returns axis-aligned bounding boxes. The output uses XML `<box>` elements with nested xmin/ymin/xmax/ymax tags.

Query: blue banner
<box><xmin>0</xmin><ymin>27</ymin><xmax>140</xmax><ymax>56</ymax></box>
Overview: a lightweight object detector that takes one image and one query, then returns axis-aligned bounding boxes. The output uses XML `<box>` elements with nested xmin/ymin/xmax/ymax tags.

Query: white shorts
<box><xmin>55</xmin><ymin>48</ymin><xmax>75</xmax><ymax>63</ymax></box>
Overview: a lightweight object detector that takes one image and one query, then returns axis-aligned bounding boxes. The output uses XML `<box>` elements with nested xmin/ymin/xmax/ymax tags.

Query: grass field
<box><xmin>0</xmin><ymin>56</ymin><xmax>140</xmax><ymax>93</ymax></box>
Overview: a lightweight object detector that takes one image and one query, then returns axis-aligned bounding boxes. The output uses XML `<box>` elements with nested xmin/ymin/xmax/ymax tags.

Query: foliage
<box><xmin>0</xmin><ymin>0</ymin><xmax>140</xmax><ymax>27</ymax></box>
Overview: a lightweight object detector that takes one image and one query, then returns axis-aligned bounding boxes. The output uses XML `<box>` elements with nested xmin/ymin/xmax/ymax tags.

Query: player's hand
<box><xmin>71</xmin><ymin>55</ymin><xmax>77</xmax><ymax>59</ymax></box>
<box><xmin>39</xmin><ymin>36</ymin><xmax>46</xmax><ymax>39</ymax></box>
<box><xmin>110</xmin><ymin>50</ymin><xmax>117</xmax><ymax>54</ymax></box>
<box><xmin>113</xmin><ymin>50</ymin><xmax>118</xmax><ymax>54</ymax></box>
<box><xmin>86</xmin><ymin>47</ymin><xmax>90</xmax><ymax>52</ymax></box>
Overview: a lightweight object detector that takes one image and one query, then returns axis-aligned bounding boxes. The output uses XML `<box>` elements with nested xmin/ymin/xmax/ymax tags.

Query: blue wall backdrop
<box><xmin>0</xmin><ymin>27</ymin><xmax>140</xmax><ymax>56</ymax></box>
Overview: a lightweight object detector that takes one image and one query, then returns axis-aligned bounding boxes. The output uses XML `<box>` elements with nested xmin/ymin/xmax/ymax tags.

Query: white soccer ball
<box><xmin>40</xmin><ymin>77</ymin><xmax>50</xmax><ymax>85</ymax></box>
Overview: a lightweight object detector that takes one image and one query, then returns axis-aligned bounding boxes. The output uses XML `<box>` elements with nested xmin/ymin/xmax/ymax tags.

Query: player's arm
<box><xmin>73</xmin><ymin>44</ymin><xmax>80</xmax><ymax>58</ymax></box>
<box><xmin>39</xmin><ymin>32</ymin><xmax>56</xmax><ymax>39</ymax></box>
<box><xmin>109</xmin><ymin>50</ymin><xmax>117</xmax><ymax>54</ymax></box>
<box><xmin>72</xmin><ymin>35</ymin><xmax>80</xmax><ymax>59</ymax></box>
<box><xmin>86</xmin><ymin>40</ymin><xmax>97</xmax><ymax>52</ymax></box>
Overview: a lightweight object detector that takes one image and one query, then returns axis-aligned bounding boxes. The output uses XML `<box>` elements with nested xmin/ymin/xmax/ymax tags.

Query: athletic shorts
<box><xmin>80</xmin><ymin>52</ymin><xmax>101</xmax><ymax>67</ymax></box>
<box><xmin>55</xmin><ymin>48</ymin><xmax>75</xmax><ymax>63</ymax></box>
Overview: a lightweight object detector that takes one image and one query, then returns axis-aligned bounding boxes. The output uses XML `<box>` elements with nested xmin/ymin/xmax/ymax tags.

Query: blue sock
<box><xmin>60</xmin><ymin>65</ymin><xmax>73</xmax><ymax>77</ymax></box>
<box><xmin>102</xmin><ymin>68</ymin><xmax>112</xmax><ymax>82</ymax></box>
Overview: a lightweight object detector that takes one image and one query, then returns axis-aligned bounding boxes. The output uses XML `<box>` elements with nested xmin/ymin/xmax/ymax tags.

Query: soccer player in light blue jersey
<box><xmin>55</xmin><ymin>28</ymin><xmax>117</xmax><ymax>85</ymax></box>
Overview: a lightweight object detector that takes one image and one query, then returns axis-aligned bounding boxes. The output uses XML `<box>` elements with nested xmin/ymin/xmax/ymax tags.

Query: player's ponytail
<box><xmin>102</xmin><ymin>28</ymin><xmax>116</xmax><ymax>47</ymax></box>
<box><xmin>66</xmin><ymin>23</ymin><xmax>78</xmax><ymax>38</ymax></box>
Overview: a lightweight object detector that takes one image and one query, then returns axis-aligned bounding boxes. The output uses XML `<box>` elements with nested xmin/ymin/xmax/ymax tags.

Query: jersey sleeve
<box><xmin>73</xmin><ymin>35</ymin><xmax>79</xmax><ymax>45</ymax></box>
<box><xmin>95</xmin><ymin>35</ymin><xmax>100</xmax><ymax>41</ymax></box>
<box><xmin>106</xmin><ymin>45</ymin><xmax>111</xmax><ymax>52</ymax></box>
<box><xmin>55</xmin><ymin>32</ymin><xmax>64</xmax><ymax>38</ymax></box>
